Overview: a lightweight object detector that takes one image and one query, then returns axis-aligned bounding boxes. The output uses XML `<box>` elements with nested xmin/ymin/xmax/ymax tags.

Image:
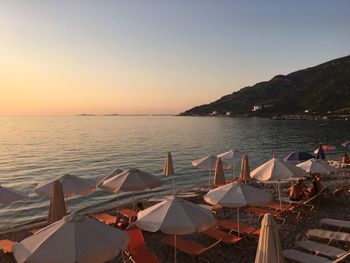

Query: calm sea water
<box><xmin>0</xmin><ymin>116</ymin><xmax>349</xmax><ymax>230</ymax></box>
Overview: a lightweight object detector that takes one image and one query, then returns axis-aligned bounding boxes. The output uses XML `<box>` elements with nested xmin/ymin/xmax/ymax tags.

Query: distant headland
<box><xmin>180</xmin><ymin>55</ymin><xmax>350</xmax><ymax>119</ymax></box>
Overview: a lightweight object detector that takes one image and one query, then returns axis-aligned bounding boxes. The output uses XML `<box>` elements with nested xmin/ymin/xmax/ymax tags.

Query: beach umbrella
<box><xmin>101</xmin><ymin>168</ymin><xmax>162</xmax><ymax>211</ymax></box>
<box><xmin>35</xmin><ymin>174</ymin><xmax>96</xmax><ymax>198</ymax></box>
<box><xmin>239</xmin><ymin>154</ymin><xmax>250</xmax><ymax>183</ymax></box>
<box><xmin>255</xmin><ymin>213</ymin><xmax>284</xmax><ymax>263</ymax></box>
<box><xmin>204</xmin><ymin>182</ymin><xmax>272</xmax><ymax>235</ymax></box>
<box><xmin>135</xmin><ymin>196</ymin><xmax>216</xmax><ymax>262</ymax></box>
<box><xmin>218</xmin><ymin>149</ymin><xmax>243</xmax><ymax>179</ymax></box>
<box><xmin>97</xmin><ymin>169</ymin><xmax>124</xmax><ymax>211</ymax></box>
<box><xmin>164</xmin><ymin>152</ymin><xmax>176</xmax><ymax>193</ymax></box>
<box><xmin>48</xmin><ymin>180</ymin><xmax>66</xmax><ymax>224</ymax></box>
<box><xmin>13</xmin><ymin>213</ymin><xmax>129</xmax><ymax>263</ymax></box>
<box><xmin>214</xmin><ymin>158</ymin><xmax>226</xmax><ymax>186</ymax></box>
<box><xmin>192</xmin><ymin>154</ymin><xmax>232</xmax><ymax>187</ymax></box>
<box><xmin>284</xmin><ymin>151</ymin><xmax>314</xmax><ymax>162</ymax></box>
<box><xmin>96</xmin><ymin>168</ymin><xmax>123</xmax><ymax>189</ymax></box>
<box><xmin>250</xmin><ymin>157</ymin><xmax>306</xmax><ymax>208</ymax></box>
<box><xmin>297</xmin><ymin>158</ymin><xmax>337</xmax><ymax>175</ymax></box>
<box><xmin>315</xmin><ymin>145</ymin><xmax>326</xmax><ymax>160</ymax></box>
<box><xmin>341</xmin><ymin>141</ymin><xmax>350</xmax><ymax>148</ymax></box>
<box><xmin>0</xmin><ymin>185</ymin><xmax>27</xmax><ymax>204</ymax></box>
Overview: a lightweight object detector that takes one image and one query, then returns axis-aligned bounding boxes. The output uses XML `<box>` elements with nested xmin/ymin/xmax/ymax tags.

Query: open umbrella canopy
<box><xmin>341</xmin><ymin>141</ymin><xmax>350</xmax><ymax>148</ymax></box>
<box><xmin>96</xmin><ymin>169</ymin><xmax>123</xmax><ymax>190</ymax></box>
<box><xmin>13</xmin><ymin>213</ymin><xmax>129</xmax><ymax>263</ymax></box>
<box><xmin>218</xmin><ymin>149</ymin><xmax>242</xmax><ymax>161</ymax></box>
<box><xmin>135</xmin><ymin>196</ymin><xmax>216</xmax><ymax>235</ymax></box>
<box><xmin>250</xmin><ymin>157</ymin><xmax>306</xmax><ymax>182</ymax></box>
<box><xmin>239</xmin><ymin>154</ymin><xmax>250</xmax><ymax>183</ymax></box>
<box><xmin>284</xmin><ymin>151</ymin><xmax>314</xmax><ymax>162</ymax></box>
<box><xmin>48</xmin><ymin>180</ymin><xmax>66</xmax><ymax>224</ymax></box>
<box><xmin>255</xmin><ymin>213</ymin><xmax>284</xmax><ymax>263</ymax></box>
<box><xmin>204</xmin><ymin>182</ymin><xmax>272</xmax><ymax>208</ymax></box>
<box><xmin>101</xmin><ymin>168</ymin><xmax>162</xmax><ymax>192</ymax></box>
<box><xmin>191</xmin><ymin>154</ymin><xmax>232</xmax><ymax>170</ymax></box>
<box><xmin>0</xmin><ymin>185</ymin><xmax>27</xmax><ymax>204</ymax></box>
<box><xmin>35</xmin><ymin>174</ymin><xmax>96</xmax><ymax>198</ymax></box>
<box><xmin>297</xmin><ymin>158</ymin><xmax>337</xmax><ymax>174</ymax></box>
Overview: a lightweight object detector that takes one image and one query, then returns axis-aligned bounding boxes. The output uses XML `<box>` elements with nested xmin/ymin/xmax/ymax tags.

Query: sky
<box><xmin>1</xmin><ymin>1</ymin><xmax>350</xmax><ymax>115</ymax></box>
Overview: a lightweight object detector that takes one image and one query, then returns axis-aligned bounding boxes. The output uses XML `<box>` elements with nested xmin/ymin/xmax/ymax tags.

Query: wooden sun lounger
<box><xmin>0</xmin><ymin>239</ymin><xmax>15</xmax><ymax>254</ymax></box>
<box><xmin>297</xmin><ymin>240</ymin><xmax>347</xmax><ymax>259</ymax></box>
<box><xmin>217</xmin><ymin>219</ymin><xmax>260</xmax><ymax>237</ymax></box>
<box><xmin>162</xmin><ymin>235</ymin><xmax>222</xmax><ymax>262</ymax></box>
<box><xmin>201</xmin><ymin>227</ymin><xmax>242</xmax><ymax>245</ymax></box>
<box><xmin>320</xmin><ymin>218</ymin><xmax>350</xmax><ymax>231</ymax></box>
<box><xmin>307</xmin><ymin>229</ymin><xmax>350</xmax><ymax>243</ymax></box>
<box><xmin>94</xmin><ymin>213</ymin><xmax>117</xmax><ymax>225</ymax></box>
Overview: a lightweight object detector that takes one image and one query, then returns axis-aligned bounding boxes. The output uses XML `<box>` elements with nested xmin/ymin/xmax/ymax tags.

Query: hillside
<box><xmin>181</xmin><ymin>55</ymin><xmax>350</xmax><ymax>116</ymax></box>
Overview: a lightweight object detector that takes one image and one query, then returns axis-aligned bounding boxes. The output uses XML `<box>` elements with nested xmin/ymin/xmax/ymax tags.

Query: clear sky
<box><xmin>1</xmin><ymin>0</ymin><xmax>350</xmax><ymax>115</ymax></box>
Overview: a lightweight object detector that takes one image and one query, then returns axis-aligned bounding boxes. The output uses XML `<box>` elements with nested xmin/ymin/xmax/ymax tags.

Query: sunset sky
<box><xmin>1</xmin><ymin>0</ymin><xmax>350</xmax><ymax>115</ymax></box>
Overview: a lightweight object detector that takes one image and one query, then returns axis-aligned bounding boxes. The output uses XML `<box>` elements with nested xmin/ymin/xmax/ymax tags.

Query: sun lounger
<box><xmin>297</xmin><ymin>240</ymin><xmax>347</xmax><ymax>259</ymax></box>
<box><xmin>320</xmin><ymin>218</ymin><xmax>350</xmax><ymax>230</ymax></box>
<box><xmin>307</xmin><ymin>229</ymin><xmax>350</xmax><ymax>243</ymax></box>
<box><xmin>118</xmin><ymin>209</ymin><xmax>138</xmax><ymax>218</ymax></box>
<box><xmin>94</xmin><ymin>213</ymin><xmax>117</xmax><ymax>225</ymax></box>
<box><xmin>279</xmin><ymin>189</ymin><xmax>325</xmax><ymax>211</ymax></box>
<box><xmin>246</xmin><ymin>206</ymin><xmax>297</xmax><ymax>225</ymax></box>
<box><xmin>217</xmin><ymin>219</ymin><xmax>260</xmax><ymax>237</ymax></box>
<box><xmin>0</xmin><ymin>239</ymin><xmax>15</xmax><ymax>254</ymax></box>
<box><xmin>283</xmin><ymin>249</ymin><xmax>332</xmax><ymax>263</ymax></box>
<box><xmin>162</xmin><ymin>235</ymin><xmax>222</xmax><ymax>262</ymax></box>
<box><xmin>332</xmin><ymin>185</ymin><xmax>350</xmax><ymax>196</ymax></box>
<box><xmin>125</xmin><ymin>227</ymin><xmax>160</xmax><ymax>263</ymax></box>
<box><xmin>201</xmin><ymin>227</ymin><xmax>242</xmax><ymax>245</ymax></box>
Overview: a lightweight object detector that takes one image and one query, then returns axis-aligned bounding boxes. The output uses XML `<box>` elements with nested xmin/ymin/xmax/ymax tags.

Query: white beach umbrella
<box><xmin>135</xmin><ymin>196</ymin><xmax>216</xmax><ymax>262</ymax></box>
<box><xmin>204</xmin><ymin>182</ymin><xmax>272</xmax><ymax>235</ymax></box>
<box><xmin>35</xmin><ymin>174</ymin><xmax>96</xmax><ymax>198</ymax></box>
<box><xmin>192</xmin><ymin>154</ymin><xmax>232</xmax><ymax>187</ymax></box>
<box><xmin>96</xmin><ymin>169</ymin><xmax>123</xmax><ymax>189</ymax></box>
<box><xmin>101</xmin><ymin>168</ymin><xmax>162</xmax><ymax>211</ymax></box>
<box><xmin>255</xmin><ymin>213</ymin><xmax>284</xmax><ymax>263</ymax></box>
<box><xmin>13</xmin><ymin>213</ymin><xmax>129</xmax><ymax>263</ymax></box>
<box><xmin>296</xmin><ymin>158</ymin><xmax>337</xmax><ymax>175</ymax></box>
<box><xmin>250</xmin><ymin>157</ymin><xmax>306</xmax><ymax>208</ymax></box>
<box><xmin>0</xmin><ymin>185</ymin><xmax>27</xmax><ymax>204</ymax></box>
<box><xmin>250</xmin><ymin>157</ymin><xmax>306</xmax><ymax>181</ymax></box>
<box><xmin>218</xmin><ymin>149</ymin><xmax>243</xmax><ymax>179</ymax></box>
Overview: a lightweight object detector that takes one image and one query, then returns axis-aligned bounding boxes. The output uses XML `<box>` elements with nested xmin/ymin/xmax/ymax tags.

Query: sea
<box><xmin>0</xmin><ymin>116</ymin><xmax>349</xmax><ymax>230</ymax></box>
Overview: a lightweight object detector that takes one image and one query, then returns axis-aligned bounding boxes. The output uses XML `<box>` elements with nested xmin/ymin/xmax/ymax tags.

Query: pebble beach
<box><xmin>1</xmin><ymin>172</ymin><xmax>349</xmax><ymax>263</ymax></box>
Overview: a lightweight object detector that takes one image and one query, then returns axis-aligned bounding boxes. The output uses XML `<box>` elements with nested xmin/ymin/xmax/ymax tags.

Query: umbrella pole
<box><xmin>232</xmin><ymin>161</ymin><xmax>235</xmax><ymax>180</ymax></box>
<box><xmin>237</xmin><ymin>208</ymin><xmax>240</xmax><ymax>236</ymax></box>
<box><xmin>132</xmin><ymin>192</ymin><xmax>135</xmax><ymax>213</ymax></box>
<box><xmin>172</xmin><ymin>175</ymin><xmax>176</xmax><ymax>195</ymax></box>
<box><xmin>278</xmin><ymin>182</ymin><xmax>282</xmax><ymax>210</ymax></box>
<box><xmin>117</xmin><ymin>192</ymin><xmax>120</xmax><ymax>213</ymax></box>
<box><xmin>174</xmin><ymin>234</ymin><xmax>177</xmax><ymax>263</ymax></box>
